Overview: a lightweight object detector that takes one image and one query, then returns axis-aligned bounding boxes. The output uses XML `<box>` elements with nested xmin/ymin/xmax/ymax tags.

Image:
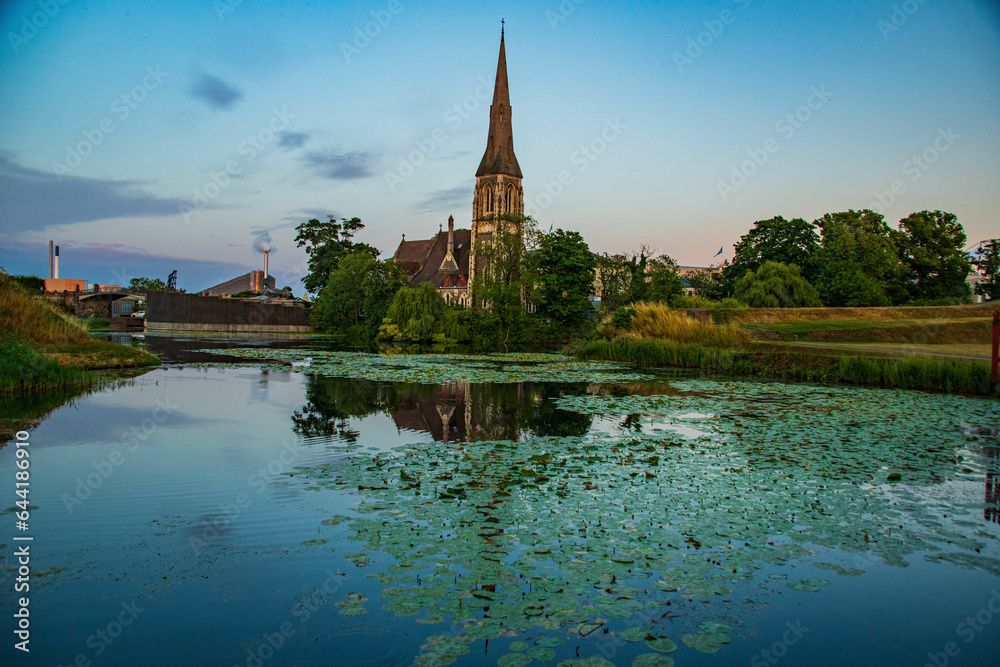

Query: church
<box><xmin>392</xmin><ymin>28</ymin><xmax>524</xmax><ymax>307</ymax></box>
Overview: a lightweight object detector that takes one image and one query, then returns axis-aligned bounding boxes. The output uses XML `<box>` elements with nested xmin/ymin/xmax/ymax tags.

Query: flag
<box><xmin>548</xmin><ymin>223</ymin><xmax>553</xmax><ymax>233</ymax></box>
<box><xmin>714</xmin><ymin>247</ymin><xmax>723</xmax><ymax>257</ymax></box>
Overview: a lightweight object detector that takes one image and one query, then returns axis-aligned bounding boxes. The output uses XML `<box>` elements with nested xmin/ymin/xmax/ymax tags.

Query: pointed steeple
<box><xmin>476</xmin><ymin>27</ymin><xmax>522</xmax><ymax>178</ymax></box>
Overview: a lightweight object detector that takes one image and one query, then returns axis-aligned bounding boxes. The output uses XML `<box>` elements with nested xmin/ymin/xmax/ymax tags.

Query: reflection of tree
<box><xmin>520</xmin><ymin>383</ymin><xmax>593</xmax><ymax>438</ymax></box>
<box><xmin>292</xmin><ymin>375</ymin><xmax>402</xmax><ymax>442</ymax></box>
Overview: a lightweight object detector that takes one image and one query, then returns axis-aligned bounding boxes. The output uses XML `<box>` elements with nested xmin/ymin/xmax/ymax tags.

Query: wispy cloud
<box><xmin>282</xmin><ymin>207</ymin><xmax>337</xmax><ymax>222</ymax></box>
<box><xmin>278</xmin><ymin>131</ymin><xmax>310</xmax><ymax>150</ymax></box>
<box><xmin>413</xmin><ymin>184</ymin><xmax>471</xmax><ymax>214</ymax></box>
<box><xmin>301</xmin><ymin>149</ymin><xmax>374</xmax><ymax>180</ymax></box>
<box><xmin>190</xmin><ymin>73</ymin><xmax>243</xmax><ymax>110</ymax></box>
<box><xmin>0</xmin><ymin>152</ymin><xmax>191</xmax><ymax>232</ymax></box>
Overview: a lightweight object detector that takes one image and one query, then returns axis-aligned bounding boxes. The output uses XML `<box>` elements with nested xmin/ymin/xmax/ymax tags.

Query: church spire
<box><xmin>476</xmin><ymin>27</ymin><xmax>522</xmax><ymax>178</ymax></box>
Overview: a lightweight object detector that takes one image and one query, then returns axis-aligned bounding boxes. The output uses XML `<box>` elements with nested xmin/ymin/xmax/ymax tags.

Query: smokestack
<box><xmin>54</xmin><ymin>245</ymin><xmax>59</xmax><ymax>279</ymax></box>
<box><xmin>49</xmin><ymin>240</ymin><xmax>53</xmax><ymax>279</ymax></box>
<box><xmin>264</xmin><ymin>251</ymin><xmax>269</xmax><ymax>283</ymax></box>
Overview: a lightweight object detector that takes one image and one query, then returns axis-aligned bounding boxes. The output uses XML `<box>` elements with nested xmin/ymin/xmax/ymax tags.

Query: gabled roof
<box><xmin>393</xmin><ymin>229</ymin><xmax>472</xmax><ymax>288</ymax></box>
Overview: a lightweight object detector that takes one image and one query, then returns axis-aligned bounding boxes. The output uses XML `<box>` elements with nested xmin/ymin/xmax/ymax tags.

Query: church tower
<box><xmin>470</xmin><ymin>25</ymin><xmax>523</xmax><ymax>289</ymax></box>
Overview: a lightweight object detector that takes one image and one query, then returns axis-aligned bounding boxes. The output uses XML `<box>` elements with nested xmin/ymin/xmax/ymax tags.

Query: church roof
<box><xmin>475</xmin><ymin>30</ymin><xmax>522</xmax><ymax>179</ymax></box>
<box><xmin>393</xmin><ymin>228</ymin><xmax>473</xmax><ymax>288</ymax></box>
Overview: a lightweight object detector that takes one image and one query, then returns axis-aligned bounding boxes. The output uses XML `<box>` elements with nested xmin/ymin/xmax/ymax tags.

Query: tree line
<box><xmin>297</xmin><ymin>208</ymin><xmax>996</xmax><ymax>347</ymax></box>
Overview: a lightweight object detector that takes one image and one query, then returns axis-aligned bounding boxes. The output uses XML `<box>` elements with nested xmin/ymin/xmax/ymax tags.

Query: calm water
<box><xmin>1</xmin><ymin>334</ymin><xmax>999</xmax><ymax>667</ymax></box>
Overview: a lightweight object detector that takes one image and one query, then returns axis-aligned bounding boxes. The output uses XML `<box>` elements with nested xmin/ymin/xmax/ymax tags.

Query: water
<box><xmin>1</xmin><ymin>334</ymin><xmax>999</xmax><ymax>666</ymax></box>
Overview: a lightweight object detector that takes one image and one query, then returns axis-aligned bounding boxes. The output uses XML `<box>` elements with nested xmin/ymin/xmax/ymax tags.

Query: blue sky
<box><xmin>0</xmin><ymin>0</ymin><xmax>997</xmax><ymax>293</ymax></box>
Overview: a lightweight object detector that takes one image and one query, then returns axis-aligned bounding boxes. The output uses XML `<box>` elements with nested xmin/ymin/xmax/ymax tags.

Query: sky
<box><xmin>0</xmin><ymin>0</ymin><xmax>997</xmax><ymax>294</ymax></box>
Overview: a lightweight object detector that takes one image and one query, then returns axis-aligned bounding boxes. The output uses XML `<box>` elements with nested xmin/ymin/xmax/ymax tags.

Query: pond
<box><xmin>1</xmin><ymin>334</ymin><xmax>999</xmax><ymax>667</ymax></box>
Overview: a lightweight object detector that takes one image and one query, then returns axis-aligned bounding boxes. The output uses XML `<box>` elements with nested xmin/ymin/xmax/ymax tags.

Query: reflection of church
<box><xmin>392</xmin><ymin>28</ymin><xmax>524</xmax><ymax>306</ymax></box>
<box><xmin>392</xmin><ymin>382</ymin><xmax>525</xmax><ymax>443</ymax></box>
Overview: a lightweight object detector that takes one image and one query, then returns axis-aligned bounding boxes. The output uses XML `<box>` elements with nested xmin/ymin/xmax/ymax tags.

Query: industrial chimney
<box><xmin>49</xmin><ymin>240</ymin><xmax>54</xmax><ymax>279</ymax></box>
<box><xmin>54</xmin><ymin>245</ymin><xmax>59</xmax><ymax>279</ymax></box>
<box><xmin>263</xmin><ymin>251</ymin><xmax>269</xmax><ymax>283</ymax></box>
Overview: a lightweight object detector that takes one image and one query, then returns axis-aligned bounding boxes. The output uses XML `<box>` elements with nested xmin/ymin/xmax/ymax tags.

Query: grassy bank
<box><xmin>581</xmin><ymin>303</ymin><xmax>996</xmax><ymax>395</ymax></box>
<box><xmin>577</xmin><ymin>338</ymin><xmax>992</xmax><ymax>394</ymax></box>
<box><xmin>0</xmin><ymin>273</ymin><xmax>159</xmax><ymax>394</ymax></box>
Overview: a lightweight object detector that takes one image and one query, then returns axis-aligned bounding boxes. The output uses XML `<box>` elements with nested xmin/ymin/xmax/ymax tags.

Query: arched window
<box><xmin>484</xmin><ymin>185</ymin><xmax>493</xmax><ymax>214</ymax></box>
<box><xmin>506</xmin><ymin>186</ymin><xmax>516</xmax><ymax>212</ymax></box>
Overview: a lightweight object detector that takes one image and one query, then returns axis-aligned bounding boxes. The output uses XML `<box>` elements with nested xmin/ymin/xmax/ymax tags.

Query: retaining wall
<box><xmin>146</xmin><ymin>291</ymin><xmax>311</xmax><ymax>333</ymax></box>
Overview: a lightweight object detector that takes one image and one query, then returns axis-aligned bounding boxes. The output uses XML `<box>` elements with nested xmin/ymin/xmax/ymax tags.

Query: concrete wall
<box><xmin>146</xmin><ymin>291</ymin><xmax>311</xmax><ymax>333</ymax></box>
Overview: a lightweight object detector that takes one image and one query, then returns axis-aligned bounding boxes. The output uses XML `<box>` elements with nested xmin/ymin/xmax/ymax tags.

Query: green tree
<box><xmin>310</xmin><ymin>252</ymin><xmax>405</xmax><ymax>339</ymax></box>
<box><xmin>471</xmin><ymin>213</ymin><xmax>536</xmax><ymax>349</ymax></box>
<box><xmin>814</xmin><ymin>209</ymin><xmax>906</xmax><ymax>307</ymax></box>
<box><xmin>382</xmin><ymin>282</ymin><xmax>448</xmax><ymax>342</ymax></box>
<box><xmin>734</xmin><ymin>261</ymin><xmax>823</xmax><ymax>308</ymax></box>
<box><xmin>128</xmin><ymin>277</ymin><xmax>167</xmax><ymax>291</ymax></box>
<box><xmin>972</xmin><ymin>240</ymin><xmax>1000</xmax><ymax>301</ymax></box>
<box><xmin>645</xmin><ymin>255</ymin><xmax>683</xmax><ymax>303</ymax></box>
<box><xmin>893</xmin><ymin>210</ymin><xmax>971</xmax><ymax>302</ymax></box>
<box><xmin>295</xmin><ymin>216</ymin><xmax>378</xmax><ymax>295</ymax></box>
<box><xmin>531</xmin><ymin>228</ymin><xmax>596</xmax><ymax>332</ymax></box>
<box><xmin>11</xmin><ymin>275</ymin><xmax>44</xmax><ymax>293</ymax></box>
<box><xmin>724</xmin><ymin>216</ymin><xmax>820</xmax><ymax>290</ymax></box>
<box><xmin>684</xmin><ymin>266</ymin><xmax>729</xmax><ymax>302</ymax></box>
<box><xmin>595</xmin><ymin>253</ymin><xmax>633</xmax><ymax>312</ymax></box>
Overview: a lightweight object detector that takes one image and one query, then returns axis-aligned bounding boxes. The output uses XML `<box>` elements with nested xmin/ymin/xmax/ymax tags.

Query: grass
<box><xmin>0</xmin><ymin>273</ymin><xmax>159</xmax><ymax>394</ymax></box>
<box><xmin>582</xmin><ymin>301</ymin><xmax>997</xmax><ymax>394</ymax></box>
<box><xmin>742</xmin><ymin>318</ymin><xmax>992</xmax><ymax>344</ymax></box>
<box><xmin>605</xmin><ymin>302</ymin><xmax>749</xmax><ymax>348</ymax></box>
<box><xmin>718</xmin><ymin>302</ymin><xmax>1000</xmax><ymax>324</ymax></box>
<box><xmin>838</xmin><ymin>342</ymin><xmax>992</xmax><ymax>359</ymax></box>
<box><xmin>576</xmin><ymin>338</ymin><xmax>993</xmax><ymax>394</ymax></box>
<box><xmin>80</xmin><ymin>317</ymin><xmax>111</xmax><ymax>330</ymax></box>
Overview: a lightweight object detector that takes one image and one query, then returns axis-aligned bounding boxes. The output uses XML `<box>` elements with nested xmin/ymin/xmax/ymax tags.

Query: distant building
<box><xmin>393</xmin><ymin>29</ymin><xmax>524</xmax><ymax>306</ymax></box>
<box><xmin>201</xmin><ymin>270</ymin><xmax>275</xmax><ymax>297</ymax></box>
<box><xmin>43</xmin><ymin>278</ymin><xmax>86</xmax><ymax>293</ymax></box>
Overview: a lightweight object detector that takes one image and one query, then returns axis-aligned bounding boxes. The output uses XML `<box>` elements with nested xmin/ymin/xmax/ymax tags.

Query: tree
<box><xmin>644</xmin><ymin>255</ymin><xmax>683</xmax><ymax>303</ymax></box>
<box><xmin>309</xmin><ymin>252</ymin><xmax>405</xmax><ymax>339</ymax></box>
<box><xmin>295</xmin><ymin>216</ymin><xmax>378</xmax><ymax>295</ymax></box>
<box><xmin>531</xmin><ymin>228</ymin><xmax>596</xmax><ymax>332</ymax></box>
<box><xmin>813</xmin><ymin>209</ymin><xmax>906</xmax><ymax>307</ymax></box>
<box><xmin>893</xmin><ymin>210</ymin><xmax>971</xmax><ymax>302</ymax></box>
<box><xmin>734</xmin><ymin>261</ymin><xmax>823</xmax><ymax>308</ymax></box>
<box><xmin>595</xmin><ymin>253</ymin><xmax>633</xmax><ymax>312</ymax></box>
<box><xmin>471</xmin><ymin>213</ymin><xmax>537</xmax><ymax>349</ymax></box>
<box><xmin>972</xmin><ymin>240</ymin><xmax>1000</xmax><ymax>301</ymax></box>
<box><xmin>685</xmin><ymin>265</ymin><xmax>730</xmax><ymax>302</ymax></box>
<box><xmin>128</xmin><ymin>277</ymin><xmax>167</xmax><ymax>291</ymax></box>
<box><xmin>382</xmin><ymin>282</ymin><xmax>448</xmax><ymax>342</ymax></box>
<box><xmin>724</xmin><ymin>216</ymin><xmax>820</xmax><ymax>290</ymax></box>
